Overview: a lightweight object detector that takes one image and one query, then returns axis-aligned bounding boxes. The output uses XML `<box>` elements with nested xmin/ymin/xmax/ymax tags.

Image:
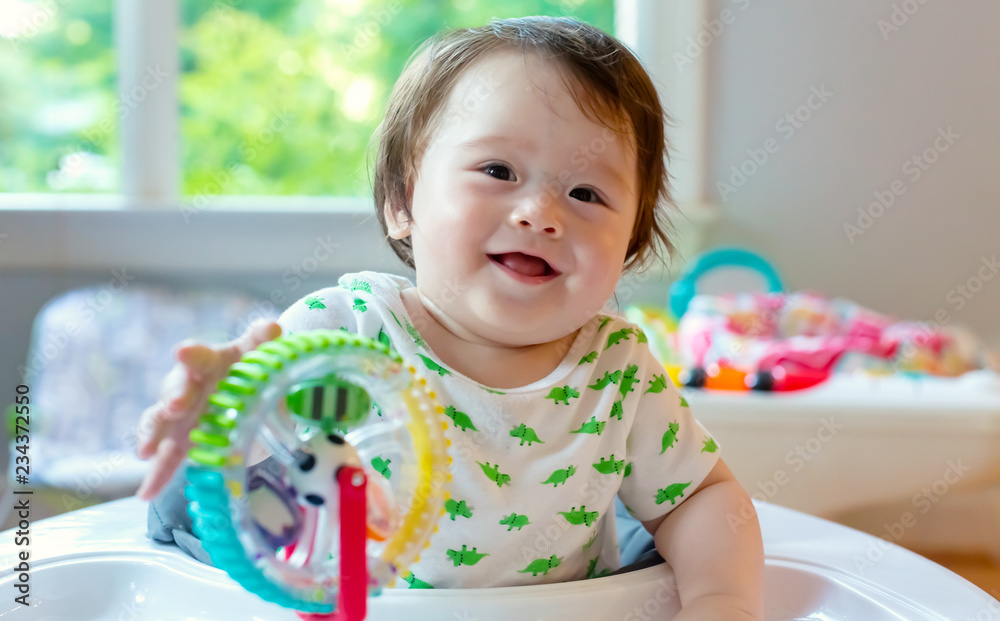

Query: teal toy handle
<box><xmin>668</xmin><ymin>248</ymin><xmax>783</xmax><ymax>318</ymax></box>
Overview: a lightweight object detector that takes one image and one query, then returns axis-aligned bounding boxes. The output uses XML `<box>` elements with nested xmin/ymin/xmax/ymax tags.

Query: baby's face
<box><xmin>386</xmin><ymin>49</ymin><xmax>639</xmax><ymax>347</ymax></box>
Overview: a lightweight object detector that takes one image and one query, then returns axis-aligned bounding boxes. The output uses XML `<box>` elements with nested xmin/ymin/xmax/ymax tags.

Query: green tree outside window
<box><xmin>0</xmin><ymin>1</ymin><xmax>614</xmax><ymax>196</ymax></box>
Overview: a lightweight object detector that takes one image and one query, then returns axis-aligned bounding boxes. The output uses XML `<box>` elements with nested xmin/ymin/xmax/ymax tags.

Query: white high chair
<box><xmin>13</xmin><ymin>283</ymin><xmax>275</xmax><ymax>512</ymax></box>
<box><xmin>0</xmin><ymin>496</ymin><xmax>996</xmax><ymax>620</ymax></box>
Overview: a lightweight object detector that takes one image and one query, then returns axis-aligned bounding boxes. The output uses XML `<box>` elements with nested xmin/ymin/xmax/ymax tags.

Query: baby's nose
<box><xmin>509</xmin><ymin>193</ymin><xmax>564</xmax><ymax>237</ymax></box>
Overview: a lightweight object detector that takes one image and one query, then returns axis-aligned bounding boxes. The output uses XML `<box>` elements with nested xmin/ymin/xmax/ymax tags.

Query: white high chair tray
<box><xmin>1</xmin><ymin>497</ymin><xmax>996</xmax><ymax>620</ymax></box>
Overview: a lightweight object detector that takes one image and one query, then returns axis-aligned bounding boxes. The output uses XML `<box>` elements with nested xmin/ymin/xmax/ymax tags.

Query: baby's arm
<box><xmin>642</xmin><ymin>459</ymin><xmax>764</xmax><ymax>621</ymax></box>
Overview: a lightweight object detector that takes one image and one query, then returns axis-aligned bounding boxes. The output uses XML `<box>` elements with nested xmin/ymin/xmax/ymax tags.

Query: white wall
<box><xmin>699</xmin><ymin>0</ymin><xmax>1000</xmax><ymax>348</ymax></box>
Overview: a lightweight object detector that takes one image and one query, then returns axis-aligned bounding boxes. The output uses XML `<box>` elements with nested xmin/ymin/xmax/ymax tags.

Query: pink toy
<box><xmin>673</xmin><ymin>291</ymin><xmax>985</xmax><ymax>391</ymax></box>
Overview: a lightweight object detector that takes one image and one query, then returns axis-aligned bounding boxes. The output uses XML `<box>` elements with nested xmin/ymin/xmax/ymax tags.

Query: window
<box><xmin>0</xmin><ymin>1</ymin><xmax>117</xmax><ymax>192</ymax></box>
<box><xmin>1</xmin><ymin>0</ymin><xmax>614</xmax><ymax>197</ymax></box>
<box><xmin>180</xmin><ymin>0</ymin><xmax>615</xmax><ymax>197</ymax></box>
<box><xmin>1</xmin><ymin>1</ymin><xmax>716</xmax><ymax>275</ymax></box>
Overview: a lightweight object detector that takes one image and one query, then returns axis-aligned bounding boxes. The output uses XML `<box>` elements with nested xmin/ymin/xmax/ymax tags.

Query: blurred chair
<box><xmin>14</xmin><ymin>282</ymin><xmax>277</xmax><ymax>515</ymax></box>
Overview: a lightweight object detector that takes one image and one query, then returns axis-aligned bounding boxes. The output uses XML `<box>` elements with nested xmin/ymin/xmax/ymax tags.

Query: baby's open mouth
<box><xmin>489</xmin><ymin>252</ymin><xmax>558</xmax><ymax>278</ymax></box>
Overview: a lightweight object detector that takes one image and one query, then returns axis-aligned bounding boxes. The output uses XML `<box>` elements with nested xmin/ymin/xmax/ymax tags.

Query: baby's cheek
<box><xmin>586</xmin><ymin>261</ymin><xmax>626</xmax><ymax>298</ymax></box>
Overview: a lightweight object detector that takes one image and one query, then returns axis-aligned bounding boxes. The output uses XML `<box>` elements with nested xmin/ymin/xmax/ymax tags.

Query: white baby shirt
<box><xmin>278</xmin><ymin>271</ymin><xmax>720</xmax><ymax>588</ymax></box>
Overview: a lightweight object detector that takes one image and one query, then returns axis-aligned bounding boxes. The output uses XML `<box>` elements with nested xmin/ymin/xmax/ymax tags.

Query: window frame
<box><xmin>0</xmin><ymin>0</ymin><xmax>715</xmax><ymax>272</ymax></box>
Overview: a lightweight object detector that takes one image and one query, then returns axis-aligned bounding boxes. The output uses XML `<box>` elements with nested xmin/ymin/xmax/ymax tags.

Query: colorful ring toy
<box><xmin>184</xmin><ymin>329</ymin><xmax>451</xmax><ymax>618</ymax></box>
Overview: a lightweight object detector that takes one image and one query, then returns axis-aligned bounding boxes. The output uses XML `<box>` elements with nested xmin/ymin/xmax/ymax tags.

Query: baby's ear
<box><xmin>383</xmin><ymin>200</ymin><xmax>411</xmax><ymax>239</ymax></box>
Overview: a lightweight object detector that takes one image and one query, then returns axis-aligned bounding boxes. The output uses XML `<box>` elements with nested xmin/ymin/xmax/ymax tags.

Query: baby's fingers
<box><xmin>135</xmin><ymin>322</ymin><xmax>280</xmax><ymax>500</ymax></box>
<box><xmin>162</xmin><ymin>335</ymin><xmax>242</xmax><ymax>415</ymax></box>
<box><xmin>215</xmin><ymin>320</ymin><xmax>282</xmax><ymax>368</ymax></box>
<box><xmin>137</xmin><ymin>361</ymin><xmax>207</xmax><ymax>460</ymax></box>
<box><xmin>156</xmin><ymin>359</ymin><xmax>202</xmax><ymax>413</ymax></box>
<box><xmin>136</xmin><ymin>437</ymin><xmax>190</xmax><ymax>501</ymax></box>
<box><xmin>134</xmin><ymin>400</ymin><xmax>169</xmax><ymax>460</ymax></box>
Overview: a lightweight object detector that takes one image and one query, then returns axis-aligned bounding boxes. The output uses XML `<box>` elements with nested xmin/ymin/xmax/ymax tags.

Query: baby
<box><xmin>136</xmin><ymin>16</ymin><xmax>763</xmax><ymax>620</ymax></box>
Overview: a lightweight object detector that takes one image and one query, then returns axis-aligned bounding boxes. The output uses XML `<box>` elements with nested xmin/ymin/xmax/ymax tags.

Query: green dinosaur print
<box><xmin>624</xmin><ymin>462</ymin><xmax>632</xmax><ymax>477</ymax></box>
<box><xmin>348</xmin><ymin>278</ymin><xmax>371</xmax><ymax>293</ymax></box>
<box><xmin>579</xmin><ymin>351</ymin><xmax>598</xmax><ymax>365</ymax></box>
<box><xmin>635</xmin><ymin>328</ymin><xmax>648</xmax><ymax>344</ymax></box>
<box><xmin>388</xmin><ymin>309</ymin><xmax>403</xmax><ymax>328</ymax></box>
<box><xmin>660</xmin><ymin>421</ymin><xmax>680</xmax><ymax>454</ymax></box>
<box><xmin>481</xmin><ymin>386</ymin><xmax>507</xmax><ymax>395</ymax></box>
<box><xmin>541</xmin><ymin>465</ymin><xmax>576</xmax><ymax>487</ymax></box>
<box><xmin>372</xmin><ymin>456</ymin><xmax>392</xmax><ymax>479</ymax></box>
<box><xmin>679</xmin><ymin>395</ymin><xmax>689</xmax><ymax>408</ymax></box>
<box><xmin>655</xmin><ymin>482</ymin><xmax>692</xmax><ymax>506</ymax></box>
<box><xmin>592</xmin><ymin>454</ymin><xmax>626</xmax><ymax>475</ymax></box>
<box><xmin>608</xmin><ymin>400</ymin><xmax>623</xmax><ymax>421</ymax></box>
<box><xmin>401</xmin><ymin>572</ymin><xmax>433</xmax><ymax>589</ymax></box>
<box><xmin>559</xmin><ymin>506</ymin><xmax>599</xmax><ymax>527</ymax></box>
<box><xmin>418</xmin><ymin>353</ymin><xmax>451</xmax><ymax>377</ymax></box>
<box><xmin>618</xmin><ymin>364</ymin><xmax>639</xmax><ymax>400</ymax></box>
<box><xmin>604</xmin><ymin>327</ymin><xmax>634</xmax><ymax>350</ymax></box>
<box><xmin>570</xmin><ymin>416</ymin><xmax>605</xmax><ymax>436</ymax></box>
<box><xmin>446</xmin><ymin>545</ymin><xmax>489</xmax><ymax>567</ymax></box>
<box><xmin>352</xmin><ymin>297</ymin><xmax>367</xmax><ymax>312</ymax></box>
<box><xmin>444</xmin><ymin>406</ymin><xmax>478</xmax><ymax>431</ymax></box>
<box><xmin>477</xmin><ymin>461</ymin><xmax>511</xmax><ymax>487</ymax></box>
<box><xmin>545</xmin><ymin>385</ymin><xmax>580</xmax><ymax>405</ymax></box>
<box><xmin>499</xmin><ymin>513</ymin><xmax>531</xmax><ymax>531</ymax></box>
<box><xmin>377</xmin><ymin>326</ymin><xmax>391</xmax><ymax>349</ymax></box>
<box><xmin>582</xmin><ymin>531</ymin><xmax>598</xmax><ymax>552</ymax></box>
<box><xmin>304</xmin><ymin>296</ymin><xmax>326</xmax><ymax>310</ymax></box>
<box><xmin>702</xmin><ymin>437</ymin><xmax>718</xmax><ymax>453</ymax></box>
<box><xmin>645</xmin><ymin>374</ymin><xmax>668</xmax><ymax>394</ymax></box>
<box><xmin>445</xmin><ymin>498</ymin><xmax>473</xmax><ymax>521</ymax></box>
<box><xmin>588</xmin><ymin>370</ymin><xmax>622</xmax><ymax>390</ymax></box>
<box><xmin>518</xmin><ymin>555</ymin><xmax>562</xmax><ymax>576</ymax></box>
<box><xmin>586</xmin><ymin>557</ymin><xmax>612</xmax><ymax>579</ymax></box>
<box><xmin>510</xmin><ymin>423</ymin><xmax>544</xmax><ymax>446</ymax></box>
<box><xmin>405</xmin><ymin>320</ymin><xmax>427</xmax><ymax>349</ymax></box>
<box><xmin>598</xmin><ymin>316</ymin><xmax>612</xmax><ymax>331</ymax></box>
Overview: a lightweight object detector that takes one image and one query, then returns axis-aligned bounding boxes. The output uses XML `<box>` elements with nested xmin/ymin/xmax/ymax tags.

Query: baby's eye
<box><xmin>483</xmin><ymin>164</ymin><xmax>514</xmax><ymax>181</ymax></box>
<box><xmin>569</xmin><ymin>187</ymin><xmax>602</xmax><ymax>204</ymax></box>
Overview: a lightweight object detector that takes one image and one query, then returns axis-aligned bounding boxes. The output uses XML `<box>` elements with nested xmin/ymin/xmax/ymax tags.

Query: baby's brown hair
<box><xmin>372</xmin><ymin>15</ymin><xmax>674</xmax><ymax>272</ymax></box>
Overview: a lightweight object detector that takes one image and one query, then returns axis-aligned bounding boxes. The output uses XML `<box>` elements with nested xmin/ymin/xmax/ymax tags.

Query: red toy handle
<box><xmin>297</xmin><ymin>465</ymin><xmax>368</xmax><ymax>621</ymax></box>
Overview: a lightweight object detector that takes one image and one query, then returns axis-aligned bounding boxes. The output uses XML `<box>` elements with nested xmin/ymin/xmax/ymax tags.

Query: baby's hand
<box><xmin>135</xmin><ymin>320</ymin><xmax>282</xmax><ymax>500</ymax></box>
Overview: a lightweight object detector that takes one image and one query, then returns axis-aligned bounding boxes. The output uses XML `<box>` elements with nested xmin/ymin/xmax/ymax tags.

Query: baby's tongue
<box><xmin>495</xmin><ymin>252</ymin><xmax>548</xmax><ymax>277</ymax></box>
